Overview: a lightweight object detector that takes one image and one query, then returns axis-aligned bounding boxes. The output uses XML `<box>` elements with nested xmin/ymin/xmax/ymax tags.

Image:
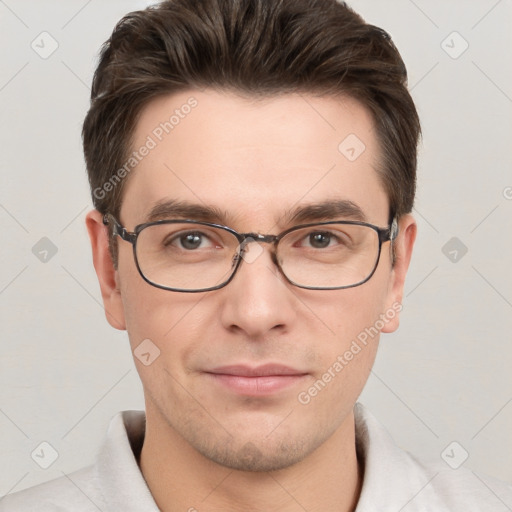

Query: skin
<box><xmin>86</xmin><ymin>89</ymin><xmax>416</xmax><ymax>512</ymax></box>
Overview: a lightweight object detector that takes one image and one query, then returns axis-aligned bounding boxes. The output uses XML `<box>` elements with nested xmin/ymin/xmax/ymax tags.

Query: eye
<box><xmin>166</xmin><ymin>231</ymin><xmax>215</xmax><ymax>250</ymax></box>
<box><xmin>307</xmin><ymin>232</ymin><xmax>334</xmax><ymax>249</ymax></box>
<box><xmin>284</xmin><ymin>225</ymin><xmax>359</xmax><ymax>253</ymax></box>
<box><xmin>180</xmin><ymin>232</ymin><xmax>206</xmax><ymax>250</ymax></box>
<box><xmin>300</xmin><ymin>230</ymin><xmax>348</xmax><ymax>249</ymax></box>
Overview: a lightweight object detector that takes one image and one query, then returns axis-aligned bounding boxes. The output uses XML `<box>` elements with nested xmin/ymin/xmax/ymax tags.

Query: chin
<box><xmin>193</xmin><ymin>435</ymin><xmax>316</xmax><ymax>472</ymax></box>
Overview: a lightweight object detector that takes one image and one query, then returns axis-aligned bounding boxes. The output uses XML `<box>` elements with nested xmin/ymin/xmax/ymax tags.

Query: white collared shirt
<box><xmin>1</xmin><ymin>403</ymin><xmax>511</xmax><ymax>511</ymax></box>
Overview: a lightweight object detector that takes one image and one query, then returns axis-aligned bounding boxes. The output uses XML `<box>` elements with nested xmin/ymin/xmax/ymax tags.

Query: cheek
<box><xmin>295</xmin><ymin>323</ymin><xmax>379</xmax><ymax>437</ymax></box>
<box><xmin>306</xmin><ymin>278</ymin><xmax>391</xmax><ymax>343</ymax></box>
<box><xmin>296</xmin><ymin>291</ymin><xmax>386</xmax><ymax>422</ymax></box>
<box><xmin>117</xmin><ymin>246</ymin><xmax>191</xmax><ymax>338</ymax></box>
<box><xmin>119</xmin><ymin>265</ymin><xmax>213</xmax><ymax>375</ymax></box>
<box><xmin>299</xmin><ymin>279</ymin><xmax>391</xmax><ymax>392</ymax></box>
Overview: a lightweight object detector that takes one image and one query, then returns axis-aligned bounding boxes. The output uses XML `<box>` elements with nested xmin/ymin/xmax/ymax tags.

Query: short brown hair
<box><xmin>83</xmin><ymin>0</ymin><xmax>420</xmax><ymax>263</ymax></box>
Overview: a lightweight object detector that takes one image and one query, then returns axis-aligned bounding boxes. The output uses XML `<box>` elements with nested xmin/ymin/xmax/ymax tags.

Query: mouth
<box><xmin>204</xmin><ymin>364</ymin><xmax>309</xmax><ymax>396</ymax></box>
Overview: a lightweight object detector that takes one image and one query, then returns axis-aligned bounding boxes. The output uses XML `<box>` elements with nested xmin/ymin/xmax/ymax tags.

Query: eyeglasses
<box><xmin>103</xmin><ymin>213</ymin><xmax>398</xmax><ymax>293</ymax></box>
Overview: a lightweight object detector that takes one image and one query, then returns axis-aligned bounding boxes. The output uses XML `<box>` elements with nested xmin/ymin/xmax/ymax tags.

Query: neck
<box><xmin>139</xmin><ymin>401</ymin><xmax>362</xmax><ymax>512</ymax></box>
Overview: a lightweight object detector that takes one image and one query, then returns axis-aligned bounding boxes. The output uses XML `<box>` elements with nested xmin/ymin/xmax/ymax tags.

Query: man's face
<box><xmin>96</xmin><ymin>90</ymin><xmax>414</xmax><ymax>471</ymax></box>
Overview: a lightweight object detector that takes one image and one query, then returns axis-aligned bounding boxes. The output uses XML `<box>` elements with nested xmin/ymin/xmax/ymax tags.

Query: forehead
<box><xmin>120</xmin><ymin>89</ymin><xmax>389</xmax><ymax>229</ymax></box>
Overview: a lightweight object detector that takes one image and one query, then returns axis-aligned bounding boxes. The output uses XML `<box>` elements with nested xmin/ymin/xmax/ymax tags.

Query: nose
<box><xmin>218</xmin><ymin>241</ymin><xmax>297</xmax><ymax>339</ymax></box>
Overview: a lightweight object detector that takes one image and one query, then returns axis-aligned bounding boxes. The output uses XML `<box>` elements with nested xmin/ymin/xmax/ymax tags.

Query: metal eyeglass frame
<box><xmin>103</xmin><ymin>213</ymin><xmax>399</xmax><ymax>293</ymax></box>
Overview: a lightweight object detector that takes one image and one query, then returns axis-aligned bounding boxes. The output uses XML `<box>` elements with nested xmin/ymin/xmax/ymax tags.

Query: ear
<box><xmin>381</xmin><ymin>214</ymin><xmax>417</xmax><ymax>333</ymax></box>
<box><xmin>85</xmin><ymin>210</ymin><xmax>126</xmax><ymax>330</ymax></box>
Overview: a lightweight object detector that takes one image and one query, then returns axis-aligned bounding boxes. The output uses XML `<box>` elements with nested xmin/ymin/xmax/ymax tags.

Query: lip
<box><xmin>205</xmin><ymin>364</ymin><xmax>308</xmax><ymax>396</ymax></box>
<box><xmin>208</xmin><ymin>364</ymin><xmax>307</xmax><ymax>377</ymax></box>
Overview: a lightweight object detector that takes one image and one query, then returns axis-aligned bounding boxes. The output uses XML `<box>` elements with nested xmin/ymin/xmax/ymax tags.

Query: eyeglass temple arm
<box><xmin>103</xmin><ymin>213</ymin><xmax>136</xmax><ymax>243</ymax></box>
<box><xmin>390</xmin><ymin>217</ymin><xmax>399</xmax><ymax>241</ymax></box>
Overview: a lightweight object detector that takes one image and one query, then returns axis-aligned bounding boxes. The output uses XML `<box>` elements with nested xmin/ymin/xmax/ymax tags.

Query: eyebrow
<box><xmin>144</xmin><ymin>200</ymin><xmax>229</xmax><ymax>224</ymax></box>
<box><xmin>284</xmin><ymin>199</ymin><xmax>367</xmax><ymax>224</ymax></box>
<box><xmin>143</xmin><ymin>198</ymin><xmax>367</xmax><ymax>226</ymax></box>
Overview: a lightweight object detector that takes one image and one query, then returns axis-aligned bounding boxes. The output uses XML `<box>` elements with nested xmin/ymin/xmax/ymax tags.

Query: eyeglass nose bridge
<box><xmin>240</xmin><ymin>232</ymin><xmax>279</xmax><ymax>245</ymax></box>
<box><xmin>237</xmin><ymin>232</ymin><xmax>280</xmax><ymax>254</ymax></box>
<box><xmin>233</xmin><ymin>233</ymin><xmax>281</xmax><ymax>269</ymax></box>
<box><xmin>231</xmin><ymin>233</ymin><xmax>283</xmax><ymax>272</ymax></box>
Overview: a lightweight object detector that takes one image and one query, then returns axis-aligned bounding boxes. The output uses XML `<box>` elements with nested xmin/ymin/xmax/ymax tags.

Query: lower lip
<box><xmin>206</xmin><ymin>373</ymin><xmax>307</xmax><ymax>396</ymax></box>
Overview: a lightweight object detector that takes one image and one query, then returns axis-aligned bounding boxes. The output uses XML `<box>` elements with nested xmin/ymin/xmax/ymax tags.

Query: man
<box><xmin>1</xmin><ymin>0</ymin><xmax>510</xmax><ymax>510</ymax></box>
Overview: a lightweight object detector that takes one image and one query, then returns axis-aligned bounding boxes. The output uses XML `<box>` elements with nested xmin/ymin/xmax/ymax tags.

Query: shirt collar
<box><xmin>95</xmin><ymin>404</ymin><xmax>443</xmax><ymax>511</ymax></box>
<box><xmin>354</xmin><ymin>403</ymin><xmax>444</xmax><ymax>511</ymax></box>
<box><xmin>95</xmin><ymin>410</ymin><xmax>160</xmax><ymax>511</ymax></box>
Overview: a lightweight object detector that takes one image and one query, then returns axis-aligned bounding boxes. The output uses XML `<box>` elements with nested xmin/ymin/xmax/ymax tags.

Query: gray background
<box><xmin>1</xmin><ymin>0</ymin><xmax>511</xmax><ymax>496</ymax></box>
